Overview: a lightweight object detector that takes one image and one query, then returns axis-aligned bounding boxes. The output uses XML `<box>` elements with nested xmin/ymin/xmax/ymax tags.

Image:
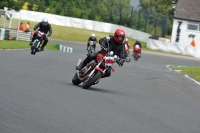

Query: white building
<box><xmin>171</xmin><ymin>0</ymin><xmax>200</xmax><ymax>48</ymax></box>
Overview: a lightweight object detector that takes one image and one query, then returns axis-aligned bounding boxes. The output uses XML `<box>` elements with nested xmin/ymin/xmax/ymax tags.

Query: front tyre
<box><xmin>31</xmin><ymin>41</ymin><xmax>39</xmax><ymax>55</ymax></box>
<box><xmin>134</xmin><ymin>55</ymin><xmax>138</xmax><ymax>61</ymax></box>
<box><xmin>82</xmin><ymin>71</ymin><xmax>102</xmax><ymax>89</ymax></box>
<box><xmin>72</xmin><ymin>74</ymin><xmax>82</xmax><ymax>85</ymax></box>
<box><xmin>126</xmin><ymin>57</ymin><xmax>131</xmax><ymax>62</ymax></box>
<box><xmin>31</xmin><ymin>47</ymin><xmax>36</xmax><ymax>55</ymax></box>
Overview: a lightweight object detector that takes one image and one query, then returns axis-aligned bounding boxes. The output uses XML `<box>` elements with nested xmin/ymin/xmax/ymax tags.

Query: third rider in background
<box><xmin>87</xmin><ymin>33</ymin><xmax>98</xmax><ymax>52</ymax></box>
<box><xmin>133</xmin><ymin>39</ymin><xmax>142</xmax><ymax>57</ymax></box>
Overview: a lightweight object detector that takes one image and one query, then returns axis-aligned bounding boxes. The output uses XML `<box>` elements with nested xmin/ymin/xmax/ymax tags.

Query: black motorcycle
<box><xmin>31</xmin><ymin>31</ymin><xmax>46</xmax><ymax>55</ymax></box>
<box><xmin>87</xmin><ymin>41</ymin><xmax>95</xmax><ymax>54</ymax></box>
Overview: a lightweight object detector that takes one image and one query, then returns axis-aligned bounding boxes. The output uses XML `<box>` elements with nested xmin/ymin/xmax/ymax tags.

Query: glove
<box><xmin>117</xmin><ymin>59</ymin><xmax>124</xmax><ymax>67</ymax></box>
<box><xmin>47</xmin><ymin>34</ymin><xmax>51</xmax><ymax>37</ymax></box>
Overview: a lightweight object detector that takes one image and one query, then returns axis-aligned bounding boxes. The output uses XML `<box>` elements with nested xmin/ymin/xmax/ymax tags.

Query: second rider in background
<box><xmin>30</xmin><ymin>18</ymin><xmax>52</xmax><ymax>51</ymax></box>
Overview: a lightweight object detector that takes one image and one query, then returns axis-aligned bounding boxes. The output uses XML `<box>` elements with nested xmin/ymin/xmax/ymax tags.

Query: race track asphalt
<box><xmin>0</xmin><ymin>39</ymin><xmax>200</xmax><ymax>133</ymax></box>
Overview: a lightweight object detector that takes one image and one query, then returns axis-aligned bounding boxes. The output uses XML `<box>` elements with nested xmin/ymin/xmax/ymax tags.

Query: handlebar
<box><xmin>34</xmin><ymin>30</ymin><xmax>48</xmax><ymax>36</ymax></box>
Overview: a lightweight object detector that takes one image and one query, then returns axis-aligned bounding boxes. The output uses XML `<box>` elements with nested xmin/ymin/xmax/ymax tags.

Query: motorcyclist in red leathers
<box><xmin>78</xmin><ymin>29</ymin><xmax>126</xmax><ymax>78</ymax></box>
<box><xmin>133</xmin><ymin>39</ymin><xmax>142</xmax><ymax>57</ymax></box>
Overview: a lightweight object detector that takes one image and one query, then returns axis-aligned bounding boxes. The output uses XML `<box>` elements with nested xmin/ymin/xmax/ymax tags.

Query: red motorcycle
<box><xmin>72</xmin><ymin>46</ymin><xmax>123</xmax><ymax>89</ymax></box>
<box><xmin>133</xmin><ymin>44</ymin><xmax>141</xmax><ymax>60</ymax></box>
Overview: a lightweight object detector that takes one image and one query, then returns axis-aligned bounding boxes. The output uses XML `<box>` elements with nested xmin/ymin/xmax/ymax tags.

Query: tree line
<box><xmin>1</xmin><ymin>0</ymin><xmax>178</xmax><ymax>36</ymax></box>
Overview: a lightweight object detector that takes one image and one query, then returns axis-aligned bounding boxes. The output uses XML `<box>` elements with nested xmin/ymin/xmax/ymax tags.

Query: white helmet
<box><xmin>42</xmin><ymin>18</ymin><xmax>48</xmax><ymax>26</ymax></box>
<box><xmin>91</xmin><ymin>33</ymin><xmax>95</xmax><ymax>37</ymax></box>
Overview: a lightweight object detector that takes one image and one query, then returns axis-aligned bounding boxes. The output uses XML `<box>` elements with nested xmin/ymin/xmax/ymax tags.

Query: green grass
<box><xmin>171</xmin><ymin>66</ymin><xmax>200</xmax><ymax>81</ymax></box>
<box><xmin>0</xmin><ymin>18</ymin><xmax>192</xmax><ymax>57</ymax></box>
<box><xmin>0</xmin><ymin>18</ymin><xmax>182</xmax><ymax>55</ymax></box>
<box><xmin>0</xmin><ymin>18</ymin><xmax>147</xmax><ymax>50</ymax></box>
<box><xmin>0</xmin><ymin>40</ymin><xmax>58</xmax><ymax>51</ymax></box>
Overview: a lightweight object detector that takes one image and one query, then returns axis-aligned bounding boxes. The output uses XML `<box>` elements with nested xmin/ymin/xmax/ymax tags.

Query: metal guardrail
<box><xmin>10</xmin><ymin>30</ymin><xmax>31</xmax><ymax>41</ymax></box>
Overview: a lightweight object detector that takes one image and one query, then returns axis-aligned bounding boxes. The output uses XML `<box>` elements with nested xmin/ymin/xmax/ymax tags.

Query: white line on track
<box><xmin>185</xmin><ymin>75</ymin><xmax>200</xmax><ymax>85</ymax></box>
<box><xmin>166</xmin><ymin>65</ymin><xmax>200</xmax><ymax>86</ymax></box>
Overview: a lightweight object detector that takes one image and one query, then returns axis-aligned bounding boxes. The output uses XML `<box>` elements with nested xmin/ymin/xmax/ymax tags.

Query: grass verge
<box><xmin>0</xmin><ymin>18</ymin><xmax>146</xmax><ymax>50</ymax></box>
<box><xmin>0</xmin><ymin>18</ymin><xmax>193</xmax><ymax>57</ymax></box>
<box><xmin>170</xmin><ymin>66</ymin><xmax>200</xmax><ymax>81</ymax></box>
<box><xmin>0</xmin><ymin>40</ymin><xmax>58</xmax><ymax>51</ymax></box>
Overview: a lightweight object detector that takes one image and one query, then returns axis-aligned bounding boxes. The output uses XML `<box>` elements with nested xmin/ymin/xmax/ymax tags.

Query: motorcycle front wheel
<box><xmin>31</xmin><ymin>41</ymin><xmax>39</xmax><ymax>55</ymax></box>
<box><xmin>82</xmin><ymin>71</ymin><xmax>102</xmax><ymax>89</ymax></box>
<box><xmin>134</xmin><ymin>55</ymin><xmax>138</xmax><ymax>61</ymax></box>
<box><xmin>72</xmin><ymin>74</ymin><xmax>82</xmax><ymax>85</ymax></box>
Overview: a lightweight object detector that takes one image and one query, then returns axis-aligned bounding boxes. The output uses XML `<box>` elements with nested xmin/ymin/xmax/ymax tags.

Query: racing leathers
<box><xmin>80</xmin><ymin>36</ymin><xmax>126</xmax><ymax>78</ymax></box>
<box><xmin>87</xmin><ymin>36</ymin><xmax>98</xmax><ymax>51</ymax></box>
<box><xmin>31</xmin><ymin>22</ymin><xmax>52</xmax><ymax>50</ymax></box>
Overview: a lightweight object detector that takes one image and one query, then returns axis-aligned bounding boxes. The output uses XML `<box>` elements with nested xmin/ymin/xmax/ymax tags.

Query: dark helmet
<box><xmin>114</xmin><ymin>29</ymin><xmax>126</xmax><ymax>44</ymax></box>
<box><xmin>136</xmin><ymin>39</ymin><xmax>140</xmax><ymax>43</ymax></box>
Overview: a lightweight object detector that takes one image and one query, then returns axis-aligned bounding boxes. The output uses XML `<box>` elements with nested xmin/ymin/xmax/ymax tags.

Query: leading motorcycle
<box><xmin>31</xmin><ymin>31</ymin><xmax>46</xmax><ymax>55</ymax></box>
<box><xmin>72</xmin><ymin>46</ymin><xmax>123</xmax><ymax>89</ymax></box>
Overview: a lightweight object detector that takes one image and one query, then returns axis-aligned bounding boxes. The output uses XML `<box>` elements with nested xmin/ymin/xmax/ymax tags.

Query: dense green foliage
<box><xmin>0</xmin><ymin>0</ymin><xmax>177</xmax><ymax>37</ymax></box>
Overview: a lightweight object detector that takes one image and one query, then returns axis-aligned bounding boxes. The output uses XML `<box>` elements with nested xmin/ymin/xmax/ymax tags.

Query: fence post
<box><xmin>161</xmin><ymin>16</ymin><xmax>168</xmax><ymax>37</ymax></box>
<box><xmin>137</xmin><ymin>9</ymin><xmax>142</xmax><ymax>30</ymax></box>
<box><xmin>129</xmin><ymin>6</ymin><xmax>133</xmax><ymax>27</ymax></box>
<box><xmin>144</xmin><ymin>10</ymin><xmax>148</xmax><ymax>32</ymax></box>
<box><xmin>154</xmin><ymin>13</ymin><xmax>159</xmax><ymax>36</ymax></box>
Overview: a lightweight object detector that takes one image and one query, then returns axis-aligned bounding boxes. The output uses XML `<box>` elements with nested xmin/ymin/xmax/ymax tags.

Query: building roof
<box><xmin>174</xmin><ymin>0</ymin><xmax>200</xmax><ymax>22</ymax></box>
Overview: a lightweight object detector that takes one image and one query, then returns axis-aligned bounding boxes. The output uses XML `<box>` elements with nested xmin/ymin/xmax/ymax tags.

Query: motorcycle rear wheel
<box><xmin>82</xmin><ymin>71</ymin><xmax>102</xmax><ymax>89</ymax></box>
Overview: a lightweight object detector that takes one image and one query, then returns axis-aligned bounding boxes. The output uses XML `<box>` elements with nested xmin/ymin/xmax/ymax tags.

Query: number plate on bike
<box><xmin>38</xmin><ymin>31</ymin><xmax>44</xmax><ymax>37</ymax></box>
<box><xmin>105</xmin><ymin>57</ymin><xmax>115</xmax><ymax>66</ymax></box>
<box><xmin>89</xmin><ymin>41</ymin><xmax>94</xmax><ymax>45</ymax></box>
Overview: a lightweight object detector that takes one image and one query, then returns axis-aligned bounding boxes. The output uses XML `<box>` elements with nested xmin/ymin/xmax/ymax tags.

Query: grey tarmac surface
<box><xmin>0</xmin><ymin>39</ymin><xmax>200</xmax><ymax>133</ymax></box>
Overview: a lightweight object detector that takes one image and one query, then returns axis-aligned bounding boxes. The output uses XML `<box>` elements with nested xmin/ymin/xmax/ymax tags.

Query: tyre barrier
<box><xmin>56</xmin><ymin>44</ymin><xmax>73</xmax><ymax>53</ymax></box>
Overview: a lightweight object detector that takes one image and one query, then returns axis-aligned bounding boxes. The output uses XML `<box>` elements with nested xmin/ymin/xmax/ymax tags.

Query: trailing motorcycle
<box><xmin>133</xmin><ymin>44</ymin><xmax>141</xmax><ymax>60</ymax></box>
<box><xmin>72</xmin><ymin>46</ymin><xmax>123</xmax><ymax>89</ymax></box>
<box><xmin>31</xmin><ymin>31</ymin><xmax>46</xmax><ymax>55</ymax></box>
<box><xmin>87</xmin><ymin>41</ymin><xmax>95</xmax><ymax>54</ymax></box>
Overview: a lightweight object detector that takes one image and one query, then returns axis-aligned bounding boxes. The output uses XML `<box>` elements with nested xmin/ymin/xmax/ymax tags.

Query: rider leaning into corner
<box><xmin>78</xmin><ymin>29</ymin><xmax>126</xmax><ymax>78</ymax></box>
<box><xmin>29</xmin><ymin>18</ymin><xmax>52</xmax><ymax>51</ymax></box>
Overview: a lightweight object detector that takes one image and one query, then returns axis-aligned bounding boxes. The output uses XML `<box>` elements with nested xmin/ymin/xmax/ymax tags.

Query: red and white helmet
<box><xmin>114</xmin><ymin>29</ymin><xmax>126</xmax><ymax>44</ymax></box>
